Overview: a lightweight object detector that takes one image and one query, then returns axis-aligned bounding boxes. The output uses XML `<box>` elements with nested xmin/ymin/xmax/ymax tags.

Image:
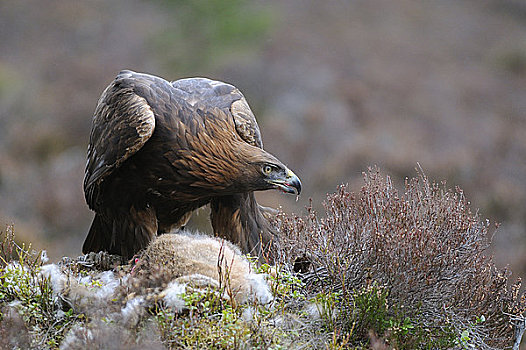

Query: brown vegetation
<box><xmin>275</xmin><ymin>167</ymin><xmax>526</xmax><ymax>348</ymax></box>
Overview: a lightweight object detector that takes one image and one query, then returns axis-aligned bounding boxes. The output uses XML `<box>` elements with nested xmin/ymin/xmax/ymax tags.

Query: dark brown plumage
<box><xmin>83</xmin><ymin>70</ymin><xmax>301</xmax><ymax>259</ymax></box>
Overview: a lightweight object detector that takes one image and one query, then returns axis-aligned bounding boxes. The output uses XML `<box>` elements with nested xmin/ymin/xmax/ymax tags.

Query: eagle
<box><xmin>83</xmin><ymin>70</ymin><xmax>301</xmax><ymax>260</ymax></box>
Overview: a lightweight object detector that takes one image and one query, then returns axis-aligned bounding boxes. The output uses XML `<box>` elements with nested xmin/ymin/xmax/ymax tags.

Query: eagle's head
<box><xmin>255</xmin><ymin>161</ymin><xmax>302</xmax><ymax>195</ymax></box>
<box><xmin>238</xmin><ymin>146</ymin><xmax>302</xmax><ymax>195</ymax></box>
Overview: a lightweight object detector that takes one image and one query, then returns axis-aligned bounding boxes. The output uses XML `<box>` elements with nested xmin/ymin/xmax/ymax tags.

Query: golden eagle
<box><xmin>83</xmin><ymin>70</ymin><xmax>301</xmax><ymax>259</ymax></box>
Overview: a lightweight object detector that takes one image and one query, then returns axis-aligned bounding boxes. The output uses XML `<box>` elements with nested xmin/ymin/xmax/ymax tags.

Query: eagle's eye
<box><xmin>262</xmin><ymin>165</ymin><xmax>273</xmax><ymax>175</ymax></box>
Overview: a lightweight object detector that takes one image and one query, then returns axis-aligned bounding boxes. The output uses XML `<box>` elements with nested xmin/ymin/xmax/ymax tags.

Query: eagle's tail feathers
<box><xmin>82</xmin><ymin>213</ymin><xmax>107</xmax><ymax>256</ymax></box>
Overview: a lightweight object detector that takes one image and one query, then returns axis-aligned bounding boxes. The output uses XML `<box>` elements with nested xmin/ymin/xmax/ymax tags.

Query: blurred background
<box><xmin>0</xmin><ymin>0</ymin><xmax>525</xmax><ymax>282</ymax></box>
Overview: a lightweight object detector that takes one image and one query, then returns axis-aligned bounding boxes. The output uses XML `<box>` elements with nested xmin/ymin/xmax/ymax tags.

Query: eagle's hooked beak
<box><xmin>268</xmin><ymin>168</ymin><xmax>302</xmax><ymax>195</ymax></box>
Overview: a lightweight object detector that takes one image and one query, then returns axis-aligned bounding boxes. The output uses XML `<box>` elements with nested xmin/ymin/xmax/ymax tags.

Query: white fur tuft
<box><xmin>40</xmin><ymin>250</ymin><xmax>49</xmax><ymax>264</ymax></box>
<box><xmin>246</xmin><ymin>273</ymin><xmax>273</xmax><ymax>304</ymax></box>
<box><xmin>121</xmin><ymin>296</ymin><xmax>145</xmax><ymax>325</ymax></box>
<box><xmin>60</xmin><ymin>325</ymin><xmax>93</xmax><ymax>349</ymax></box>
<box><xmin>40</xmin><ymin>264</ymin><xmax>66</xmax><ymax>295</ymax></box>
<box><xmin>92</xmin><ymin>270</ymin><xmax>120</xmax><ymax>299</ymax></box>
<box><xmin>162</xmin><ymin>281</ymin><xmax>186</xmax><ymax>312</ymax></box>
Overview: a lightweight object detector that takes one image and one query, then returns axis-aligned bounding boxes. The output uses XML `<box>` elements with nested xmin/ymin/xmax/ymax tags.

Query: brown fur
<box><xmin>134</xmin><ymin>233</ymin><xmax>268</xmax><ymax>304</ymax></box>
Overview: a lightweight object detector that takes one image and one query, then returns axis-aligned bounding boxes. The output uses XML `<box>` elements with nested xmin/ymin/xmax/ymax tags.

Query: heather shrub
<box><xmin>275</xmin><ymin>167</ymin><xmax>526</xmax><ymax>348</ymax></box>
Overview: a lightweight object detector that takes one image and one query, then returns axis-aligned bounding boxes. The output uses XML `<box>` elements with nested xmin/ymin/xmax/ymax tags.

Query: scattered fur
<box><xmin>40</xmin><ymin>263</ymin><xmax>123</xmax><ymax>314</ymax></box>
<box><xmin>39</xmin><ymin>231</ymin><xmax>272</xmax><ymax>330</ymax></box>
<box><xmin>60</xmin><ymin>320</ymin><xmax>165</xmax><ymax>350</ymax></box>
<box><xmin>159</xmin><ymin>280</ymin><xmax>186</xmax><ymax>312</ymax></box>
<box><xmin>40</xmin><ymin>263</ymin><xmax>67</xmax><ymax>296</ymax></box>
<box><xmin>120</xmin><ymin>296</ymin><xmax>146</xmax><ymax>326</ymax></box>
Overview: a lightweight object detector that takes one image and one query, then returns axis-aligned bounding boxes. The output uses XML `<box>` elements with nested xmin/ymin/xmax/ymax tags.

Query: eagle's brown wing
<box><xmin>84</xmin><ymin>70</ymin><xmax>156</xmax><ymax>210</ymax></box>
<box><xmin>230</xmin><ymin>97</ymin><xmax>263</xmax><ymax>149</ymax></box>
